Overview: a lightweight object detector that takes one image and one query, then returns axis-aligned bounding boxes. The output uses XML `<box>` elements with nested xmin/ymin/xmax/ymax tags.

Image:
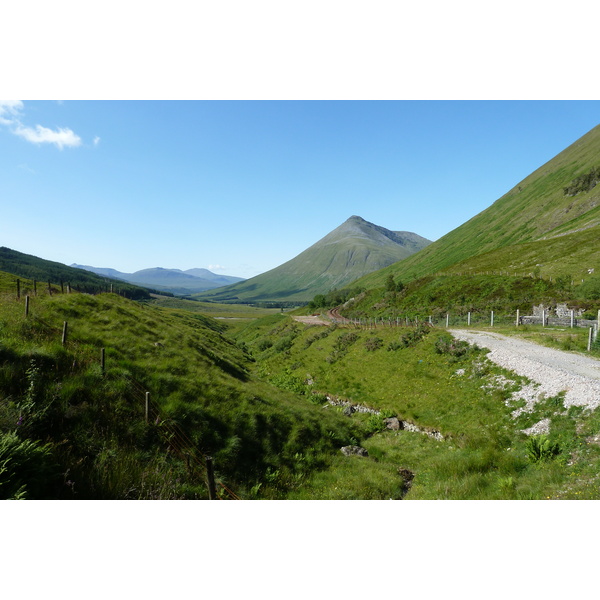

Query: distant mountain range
<box><xmin>71</xmin><ymin>265</ymin><xmax>245</xmax><ymax>295</ymax></box>
<box><xmin>0</xmin><ymin>247</ymin><xmax>152</xmax><ymax>299</ymax></box>
<box><xmin>196</xmin><ymin>216</ymin><xmax>431</xmax><ymax>303</ymax></box>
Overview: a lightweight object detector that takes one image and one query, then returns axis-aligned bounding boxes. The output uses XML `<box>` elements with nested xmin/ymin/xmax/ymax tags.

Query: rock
<box><xmin>341</xmin><ymin>445</ymin><xmax>369</xmax><ymax>457</ymax></box>
<box><xmin>397</xmin><ymin>467</ymin><xmax>414</xmax><ymax>484</ymax></box>
<box><xmin>384</xmin><ymin>417</ymin><xmax>401</xmax><ymax>430</ymax></box>
<box><xmin>343</xmin><ymin>406</ymin><xmax>354</xmax><ymax>416</ymax></box>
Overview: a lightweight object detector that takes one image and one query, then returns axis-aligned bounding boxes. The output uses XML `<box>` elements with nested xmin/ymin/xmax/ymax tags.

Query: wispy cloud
<box><xmin>13</xmin><ymin>123</ymin><xmax>82</xmax><ymax>149</ymax></box>
<box><xmin>0</xmin><ymin>100</ymin><xmax>82</xmax><ymax>149</ymax></box>
<box><xmin>93</xmin><ymin>136</ymin><xmax>101</xmax><ymax>146</ymax></box>
<box><xmin>17</xmin><ymin>163</ymin><xmax>36</xmax><ymax>175</ymax></box>
<box><xmin>0</xmin><ymin>100</ymin><xmax>23</xmax><ymax>125</ymax></box>
<box><xmin>208</xmin><ymin>264</ymin><xmax>226</xmax><ymax>271</ymax></box>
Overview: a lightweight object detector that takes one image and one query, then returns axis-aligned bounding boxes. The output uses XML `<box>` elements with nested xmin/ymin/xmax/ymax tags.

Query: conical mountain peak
<box><xmin>198</xmin><ymin>216</ymin><xmax>431</xmax><ymax>303</ymax></box>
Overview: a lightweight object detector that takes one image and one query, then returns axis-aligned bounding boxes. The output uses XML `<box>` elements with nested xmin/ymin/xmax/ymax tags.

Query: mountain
<box><xmin>71</xmin><ymin>265</ymin><xmax>245</xmax><ymax>295</ymax></box>
<box><xmin>0</xmin><ymin>247</ymin><xmax>152</xmax><ymax>299</ymax></box>
<box><xmin>196</xmin><ymin>216</ymin><xmax>431</xmax><ymax>303</ymax></box>
<box><xmin>353</xmin><ymin>123</ymin><xmax>600</xmax><ymax>290</ymax></box>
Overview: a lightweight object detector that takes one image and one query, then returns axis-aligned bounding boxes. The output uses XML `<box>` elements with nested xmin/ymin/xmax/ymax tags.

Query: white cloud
<box><xmin>208</xmin><ymin>264</ymin><xmax>226</xmax><ymax>271</ymax></box>
<box><xmin>0</xmin><ymin>100</ymin><xmax>82</xmax><ymax>149</ymax></box>
<box><xmin>93</xmin><ymin>136</ymin><xmax>101</xmax><ymax>146</ymax></box>
<box><xmin>0</xmin><ymin>100</ymin><xmax>24</xmax><ymax>124</ymax></box>
<box><xmin>13</xmin><ymin>123</ymin><xmax>82</xmax><ymax>149</ymax></box>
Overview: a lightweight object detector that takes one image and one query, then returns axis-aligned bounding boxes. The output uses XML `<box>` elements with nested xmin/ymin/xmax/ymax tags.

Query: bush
<box><xmin>525</xmin><ymin>435</ymin><xmax>560</xmax><ymax>463</ymax></box>
<box><xmin>434</xmin><ymin>334</ymin><xmax>473</xmax><ymax>358</ymax></box>
<box><xmin>364</xmin><ymin>337</ymin><xmax>383</xmax><ymax>352</ymax></box>
<box><xmin>256</xmin><ymin>339</ymin><xmax>273</xmax><ymax>352</ymax></box>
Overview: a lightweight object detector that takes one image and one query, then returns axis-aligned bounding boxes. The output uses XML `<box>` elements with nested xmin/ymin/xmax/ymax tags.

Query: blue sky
<box><xmin>1</xmin><ymin>100</ymin><xmax>599</xmax><ymax>279</ymax></box>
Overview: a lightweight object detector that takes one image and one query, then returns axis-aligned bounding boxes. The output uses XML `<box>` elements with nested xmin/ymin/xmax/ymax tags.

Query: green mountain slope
<box><xmin>0</xmin><ymin>247</ymin><xmax>152</xmax><ymax>300</ymax></box>
<box><xmin>197</xmin><ymin>216</ymin><xmax>431</xmax><ymax>303</ymax></box>
<box><xmin>0</xmin><ymin>269</ymin><xmax>358</xmax><ymax>499</ymax></box>
<box><xmin>354</xmin><ymin>124</ymin><xmax>600</xmax><ymax>289</ymax></box>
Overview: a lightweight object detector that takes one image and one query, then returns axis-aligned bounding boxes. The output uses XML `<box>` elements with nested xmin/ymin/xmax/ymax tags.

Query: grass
<box><xmin>0</xmin><ymin>270</ymin><xmax>360</xmax><ymax>499</ymax></box>
<box><xmin>353</xmin><ymin>125</ymin><xmax>600</xmax><ymax>291</ymax></box>
<box><xmin>235</xmin><ymin>312</ymin><xmax>600</xmax><ymax>499</ymax></box>
<box><xmin>5</xmin><ymin>259</ymin><xmax>600</xmax><ymax>499</ymax></box>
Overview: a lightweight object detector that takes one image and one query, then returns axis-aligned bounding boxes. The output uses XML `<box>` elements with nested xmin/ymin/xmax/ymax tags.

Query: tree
<box><xmin>385</xmin><ymin>274</ymin><xmax>397</xmax><ymax>293</ymax></box>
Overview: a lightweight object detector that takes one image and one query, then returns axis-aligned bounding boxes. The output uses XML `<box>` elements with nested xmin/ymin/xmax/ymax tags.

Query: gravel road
<box><xmin>449</xmin><ymin>329</ymin><xmax>600</xmax><ymax>414</ymax></box>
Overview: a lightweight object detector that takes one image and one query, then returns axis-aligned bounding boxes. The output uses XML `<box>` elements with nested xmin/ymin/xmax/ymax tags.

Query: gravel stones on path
<box><xmin>449</xmin><ymin>329</ymin><xmax>600</xmax><ymax>413</ymax></box>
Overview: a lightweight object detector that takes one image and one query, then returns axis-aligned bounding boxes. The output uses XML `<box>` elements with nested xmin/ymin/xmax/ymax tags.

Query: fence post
<box><xmin>206</xmin><ymin>456</ymin><xmax>217</xmax><ymax>500</ymax></box>
<box><xmin>516</xmin><ymin>309</ymin><xmax>520</xmax><ymax>327</ymax></box>
<box><xmin>62</xmin><ymin>321</ymin><xmax>68</xmax><ymax>345</ymax></box>
<box><xmin>588</xmin><ymin>327</ymin><xmax>593</xmax><ymax>352</ymax></box>
<box><xmin>542</xmin><ymin>309</ymin><xmax>546</xmax><ymax>328</ymax></box>
<box><xmin>16</xmin><ymin>279</ymin><xmax>20</xmax><ymax>299</ymax></box>
<box><xmin>468</xmin><ymin>312</ymin><xmax>471</xmax><ymax>326</ymax></box>
<box><xmin>491</xmin><ymin>311</ymin><xmax>494</xmax><ymax>327</ymax></box>
<box><xmin>446</xmin><ymin>313</ymin><xmax>449</xmax><ymax>328</ymax></box>
<box><xmin>25</xmin><ymin>295</ymin><xmax>30</xmax><ymax>318</ymax></box>
<box><xmin>571</xmin><ymin>310</ymin><xmax>575</xmax><ymax>329</ymax></box>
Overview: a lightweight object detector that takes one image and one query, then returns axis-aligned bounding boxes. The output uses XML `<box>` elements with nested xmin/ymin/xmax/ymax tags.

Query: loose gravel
<box><xmin>449</xmin><ymin>329</ymin><xmax>600</xmax><ymax>413</ymax></box>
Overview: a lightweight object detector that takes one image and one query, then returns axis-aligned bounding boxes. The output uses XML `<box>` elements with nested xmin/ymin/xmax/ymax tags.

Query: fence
<box><xmin>7</xmin><ymin>289</ymin><xmax>239</xmax><ymax>500</ymax></box>
<box><xmin>327</xmin><ymin>308</ymin><xmax>600</xmax><ymax>350</ymax></box>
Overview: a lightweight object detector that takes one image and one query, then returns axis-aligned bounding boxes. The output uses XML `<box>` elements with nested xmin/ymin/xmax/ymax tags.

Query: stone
<box><xmin>384</xmin><ymin>417</ymin><xmax>401</xmax><ymax>430</ymax></box>
<box><xmin>341</xmin><ymin>445</ymin><xmax>369</xmax><ymax>457</ymax></box>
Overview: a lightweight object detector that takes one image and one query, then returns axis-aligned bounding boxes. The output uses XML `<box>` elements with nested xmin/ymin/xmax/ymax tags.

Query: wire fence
<box><xmin>5</xmin><ymin>286</ymin><xmax>240</xmax><ymax>499</ymax></box>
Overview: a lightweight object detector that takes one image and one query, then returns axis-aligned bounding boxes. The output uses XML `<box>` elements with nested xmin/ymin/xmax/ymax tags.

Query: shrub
<box><xmin>525</xmin><ymin>435</ymin><xmax>560</xmax><ymax>464</ymax></box>
<box><xmin>364</xmin><ymin>337</ymin><xmax>383</xmax><ymax>352</ymax></box>
<box><xmin>434</xmin><ymin>334</ymin><xmax>473</xmax><ymax>359</ymax></box>
<box><xmin>256</xmin><ymin>339</ymin><xmax>273</xmax><ymax>352</ymax></box>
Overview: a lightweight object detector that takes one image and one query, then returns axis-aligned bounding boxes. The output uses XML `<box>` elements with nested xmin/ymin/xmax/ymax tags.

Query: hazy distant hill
<box><xmin>0</xmin><ymin>248</ymin><xmax>151</xmax><ymax>299</ymax></box>
<box><xmin>197</xmin><ymin>216</ymin><xmax>431</xmax><ymax>303</ymax></box>
<box><xmin>72</xmin><ymin>264</ymin><xmax>244</xmax><ymax>295</ymax></box>
<box><xmin>354</xmin><ymin>123</ymin><xmax>600</xmax><ymax>290</ymax></box>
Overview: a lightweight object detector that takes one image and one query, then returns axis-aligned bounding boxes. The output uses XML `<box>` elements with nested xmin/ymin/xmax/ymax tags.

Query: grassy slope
<box><xmin>355</xmin><ymin>124</ymin><xmax>600</xmax><ymax>289</ymax></box>
<box><xmin>235</xmin><ymin>314</ymin><xmax>600</xmax><ymax>499</ymax></box>
<box><xmin>0</xmin><ymin>270</ymin><xmax>359</xmax><ymax>499</ymax></box>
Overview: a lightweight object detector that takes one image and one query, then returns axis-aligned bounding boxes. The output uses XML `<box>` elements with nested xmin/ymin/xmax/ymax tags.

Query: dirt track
<box><xmin>449</xmin><ymin>329</ymin><xmax>600</xmax><ymax>411</ymax></box>
<box><xmin>292</xmin><ymin>315</ymin><xmax>331</xmax><ymax>326</ymax></box>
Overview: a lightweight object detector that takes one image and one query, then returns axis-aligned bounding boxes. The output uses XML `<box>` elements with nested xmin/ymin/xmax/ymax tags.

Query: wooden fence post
<box><xmin>468</xmin><ymin>312</ymin><xmax>471</xmax><ymax>326</ymax></box>
<box><xmin>25</xmin><ymin>295</ymin><xmax>30</xmax><ymax>318</ymax></box>
<box><xmin>206</xmin><ymin>456</ymin><xmax>217</xmax><ymax>500</ymax></box>
<box><xmin>62</xmin><ymin>321</ymin><xmax>68</xmax><ymax>345</ymax></box>
<box><xmin>491</xmin><ymin>311</ymin><xmax>494</xmax><ymax>327</ymax></box>
<box><xmin>446</xmin><ymin>313</ymin><xmax>449</xmax><ymax>328</ymax></box>
<box><xmin>516</xmin><ymin>309</ymin><xmax>520</xmax><ymax>327</ymax></box>
<box><xmin>571</xmin><ymin>310</ymin><xmax>574</xmax><ymax>328</ymax></box>
<box><xmin>16</xmin><ymin>279</ymin><xmax>20</xmax><ymax>299</ymax></box>
<box><xmin>588</xmin><ymin>327</ymin><xmax>593</xmax><ymax>352</ymax></box>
